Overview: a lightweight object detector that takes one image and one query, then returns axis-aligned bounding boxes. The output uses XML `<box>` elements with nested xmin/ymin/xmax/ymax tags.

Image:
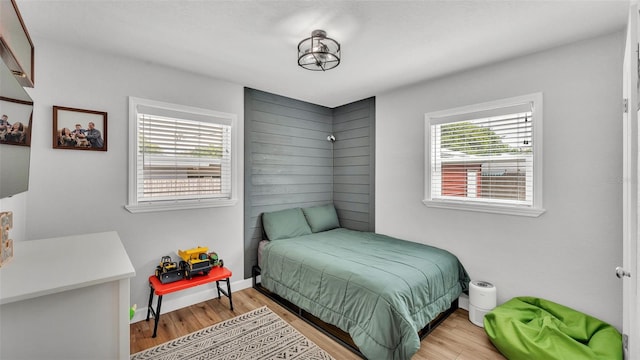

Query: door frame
<box><xmin>622</xmin><ymin>2</ymin><xmax>639</xmax><ymax>358</ymax></box>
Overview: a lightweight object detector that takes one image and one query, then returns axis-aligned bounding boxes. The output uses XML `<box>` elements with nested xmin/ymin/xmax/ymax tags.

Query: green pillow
<box><xmin>302</xmin><ymin>204</ymin><xmax>340</xmax><ymax>233</ymax></box>
<box><xmin>262</xmin><ymin>208</ymin><xmax>312</xmax><ymax>240</ymax></box>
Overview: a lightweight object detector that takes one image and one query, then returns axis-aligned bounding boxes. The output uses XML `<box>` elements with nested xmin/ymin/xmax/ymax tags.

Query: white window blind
<box><xmin>424</xmin><ymin>93</ymin><xmax>544</xmax><ymax>217</ymax></box>
<box><xmin>126</xmin><ymin>97</ymin><xmax>237</xmax><ymax>213</ymax></box>
<box><xmin>137</xmin><ymin>114</ymin><xmax>231</xmax><ymax>202</ymax></box>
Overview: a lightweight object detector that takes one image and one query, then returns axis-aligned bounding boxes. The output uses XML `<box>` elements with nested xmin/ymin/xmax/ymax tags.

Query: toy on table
<box><xmin>154</xmin><ymin>247</ymin><xmax>225</xmax><ymax>283</ymax></box>
<box><xmin>155</xmin><ymin>255</ymin><xmax>184</xmax><ymax>284</ymax></box>
<box><xmin>208</xmin><ymin>251</ymin><xmax>224</xmax><ymax>268</ymax></box>
<box><xmin>178</xmin><ymin>246</ymin><xmax>213</xmax><ymax>279</ymax></box>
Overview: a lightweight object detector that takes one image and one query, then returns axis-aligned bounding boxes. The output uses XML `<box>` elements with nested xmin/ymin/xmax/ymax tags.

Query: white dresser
<box><xmin>0</xmin><ymin>231</ymin><xmax>135</xmax><ymax>360</ymax></box>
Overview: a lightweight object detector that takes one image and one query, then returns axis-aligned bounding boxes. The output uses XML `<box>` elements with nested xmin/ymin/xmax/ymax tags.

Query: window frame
<box><xmin>423</xmin><ymin>93</ymin><xmax>545</xmax><ymax>217</ymax></box>
<box><xmin>126</xmin><ymin>96</ymin><xmax>238</xmax><ymax>213</ymax></box>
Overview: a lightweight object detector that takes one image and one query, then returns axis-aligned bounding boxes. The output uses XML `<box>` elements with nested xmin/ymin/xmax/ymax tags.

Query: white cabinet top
<box><xmin>0</xmin><ymin>231</ymin><xmax>135</xmax><ymax>305</ymax></box>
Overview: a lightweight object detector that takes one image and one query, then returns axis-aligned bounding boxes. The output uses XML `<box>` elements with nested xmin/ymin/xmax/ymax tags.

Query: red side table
<box><xmin>146</xmin><ymin>266</ymin><xmax>233</xmax><ymax>337</ymax></box>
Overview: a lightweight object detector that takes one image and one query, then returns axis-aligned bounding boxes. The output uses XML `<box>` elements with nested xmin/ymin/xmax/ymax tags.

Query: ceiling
<box><xmin>17</xmin><ymin>0</ymin><xmax>629</xmax><ymax>108</ymax></box>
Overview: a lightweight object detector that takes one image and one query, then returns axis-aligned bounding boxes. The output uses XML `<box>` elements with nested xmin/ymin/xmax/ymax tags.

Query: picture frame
<box><xmin>53</xmin><ymin>106</ymin><xmax>107</xmax><ymax>151</ymax></box>
<box><xmin>0</xmin><ymin>96</ymin><xmax>33</xmax><ymax>147</ymax></box>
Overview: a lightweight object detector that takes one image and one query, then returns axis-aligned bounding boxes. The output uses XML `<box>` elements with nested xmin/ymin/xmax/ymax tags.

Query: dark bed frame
<box><xmin>252</xmin><ymin>265</ymin><xmax>459</xmax><ymax>358</ymax></box>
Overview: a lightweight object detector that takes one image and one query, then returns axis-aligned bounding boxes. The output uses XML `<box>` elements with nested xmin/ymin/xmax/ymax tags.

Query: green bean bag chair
<box><xmin>484</xmin><ymin>297</ymin><xmax>622</xmax><ymax>360</ymax></box>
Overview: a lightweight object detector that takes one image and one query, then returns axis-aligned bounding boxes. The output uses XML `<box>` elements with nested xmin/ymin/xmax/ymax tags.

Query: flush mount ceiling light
<box><xmin>298</xmin><ymin>29</ymin><xmax>341</xmax><ymax>71</ymax></box>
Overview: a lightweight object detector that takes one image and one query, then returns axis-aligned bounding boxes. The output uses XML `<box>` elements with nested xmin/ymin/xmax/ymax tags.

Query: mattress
<box><xmin>257</xmin><ymin>239</ymin><xmax>269</xmax><ymax>268</ymax></box>
<box><xmin>260</xmin><ymin>228</ymin><xmax>469</xmax><ymax>360</ymax></box>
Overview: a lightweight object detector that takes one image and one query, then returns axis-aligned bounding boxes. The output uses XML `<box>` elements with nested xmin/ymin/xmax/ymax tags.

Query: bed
<box><xmin>253</xmin><ymin>205</ymin><xmax>470</xmax><ymax>360</ymax></box>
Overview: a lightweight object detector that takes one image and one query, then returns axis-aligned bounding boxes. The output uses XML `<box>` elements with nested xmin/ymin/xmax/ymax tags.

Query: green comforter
<box><xmin>261</xmin><ymin>228</ymin><xmax>470</xmax><ymax>360</ymax></box>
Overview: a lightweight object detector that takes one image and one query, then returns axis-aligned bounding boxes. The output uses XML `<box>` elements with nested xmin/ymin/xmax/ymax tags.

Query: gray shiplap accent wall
<box><xmin>244</xmin><ymin>88</ymin><xmax>333</xmax><ymax>277</ymax></box>
<box><xmin>332</xmin><ymin>98</ymin><xmax>375</xmax><ymax>232</ymax></box>
<box><xmin>244</xmin><ymin>88</ymin><xmax>375</xmax><ymax>278</ymax></box>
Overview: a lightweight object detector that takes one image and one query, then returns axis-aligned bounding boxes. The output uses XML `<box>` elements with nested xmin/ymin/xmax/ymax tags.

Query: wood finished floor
<box><xmin>130</xmin><ymin>287</ymin><xmax>506</xmax><ymax>360</ymax></box>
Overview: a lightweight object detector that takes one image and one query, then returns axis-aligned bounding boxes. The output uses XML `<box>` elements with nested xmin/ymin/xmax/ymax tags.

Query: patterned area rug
<box><xmin>130</xmin><ymin>306</ymin><xmax>335</xmax><ymax>360</ymax></box>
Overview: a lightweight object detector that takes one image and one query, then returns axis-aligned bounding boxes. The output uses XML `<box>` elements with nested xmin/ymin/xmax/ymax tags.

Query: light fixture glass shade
<box><xmin>298</xmin><ymin>30</ymin><xmax>340</xmax><ymax>71</ymax></box>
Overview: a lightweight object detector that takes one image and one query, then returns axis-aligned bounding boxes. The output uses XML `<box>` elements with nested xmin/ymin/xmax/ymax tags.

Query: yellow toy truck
<box><xmin>155</xmin><ymin>255</ymin><xmax>183</xmax><ymax>284</ymax></box>
<box><xmin>178</xmin><ymin>246</ymin><xmax>213</xmax><ymax>279</ymax></box>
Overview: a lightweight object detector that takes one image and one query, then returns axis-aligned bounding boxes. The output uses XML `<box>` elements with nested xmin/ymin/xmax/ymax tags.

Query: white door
<box><xmin>622</xmin><ymin>2</ymin><xmax>639</xmax><ymax>359</ymax></box>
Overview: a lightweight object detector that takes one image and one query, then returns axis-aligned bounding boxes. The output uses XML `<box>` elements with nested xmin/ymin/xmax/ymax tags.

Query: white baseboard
<box><xmin>130</xmin><ymin>277</ymin><xmax>254</xmax><ymax>323</ymax></box>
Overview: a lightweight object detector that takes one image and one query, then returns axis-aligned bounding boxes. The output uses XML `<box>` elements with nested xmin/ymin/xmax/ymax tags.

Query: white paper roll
<box><xmin>469</xmin><ymin>280</ymin><xmax>497</xmax><ymax>310</ymax></box>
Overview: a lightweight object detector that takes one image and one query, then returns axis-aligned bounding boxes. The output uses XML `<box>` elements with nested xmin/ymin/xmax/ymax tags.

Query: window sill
<box><xmin>125</xmin><ymin>198</ymin><xmax>237</xmax><ymax>213</ymax></box>
<box><xmin>422</xmin><ymin>199</ymin><xmax>545</xmax><ymax>217</ymax></box>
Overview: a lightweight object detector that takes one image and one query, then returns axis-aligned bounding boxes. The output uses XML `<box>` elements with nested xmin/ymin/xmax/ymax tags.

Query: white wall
<box><xmin>376</xmin><ymin>31</ymin><xmax>624</xmax><ymax>329</ymax></box>
<box><xmin>23</xmin><ymin>38</ymin><xmax>244</xmax><ymax>314</ymax></box>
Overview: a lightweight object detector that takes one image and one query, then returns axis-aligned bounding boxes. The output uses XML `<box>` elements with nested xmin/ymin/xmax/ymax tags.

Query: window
<box><xmin>424</xmin><ymin>93</ymin><xmax>544</xmax><ymax>217</ymax></box>
<box><xmin>126</xmin><ymin>97</ymin><xmax>237</xmax><ymax>213</ymax></box>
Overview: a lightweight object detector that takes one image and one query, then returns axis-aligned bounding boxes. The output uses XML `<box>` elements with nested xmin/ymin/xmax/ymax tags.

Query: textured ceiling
<box><xmin>17</xmin><ymin>0</ymin><xmax>629</xmax><ymax>107</ymax></box>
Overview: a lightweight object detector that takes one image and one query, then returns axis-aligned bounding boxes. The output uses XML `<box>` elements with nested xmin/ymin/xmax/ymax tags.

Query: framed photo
<box><xmin>0</xmin><ymin>96</ymin><xmax>33</xmax><ymax>147</ymax></box>
<box><xmin>53</xmin><ymin>106</ymin><xmax>107</xmax><ymax>151</ymax></box>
